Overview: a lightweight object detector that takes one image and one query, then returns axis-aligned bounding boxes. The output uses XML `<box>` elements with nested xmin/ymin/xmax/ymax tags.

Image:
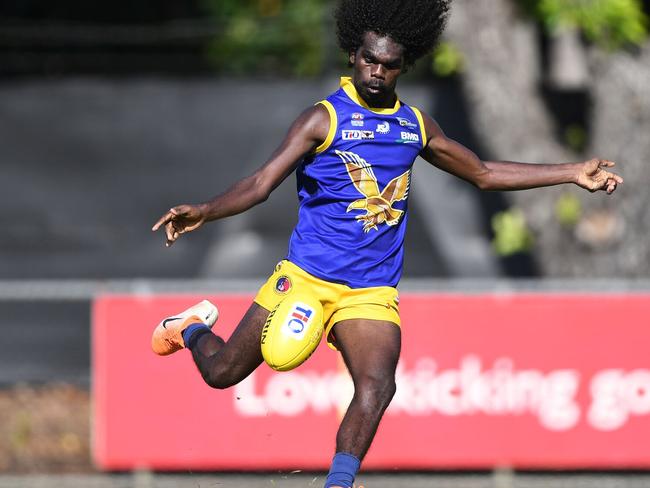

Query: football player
<box><xmin>152</xmin><ymin>1</ymin><xmax>622</xmax><ymax>486</ymax></box>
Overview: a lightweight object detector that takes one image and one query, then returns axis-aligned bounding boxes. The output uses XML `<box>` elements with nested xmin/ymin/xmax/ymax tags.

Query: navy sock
<box><xmin>324</xmin><ymin>452</ymin><xmax>360</xmax><ymax>488</ymax></box>
<box><xmin>181</xmin><ymin>323</ymin><xmax>211</xmax><ymax>349</ymax></box>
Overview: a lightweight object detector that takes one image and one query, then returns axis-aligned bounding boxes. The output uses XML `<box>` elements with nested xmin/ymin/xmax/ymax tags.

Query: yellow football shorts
<box><xmin>254</xmin><ymin>260</ymin><xmax>400</xmax><ymax>350</ymax></box>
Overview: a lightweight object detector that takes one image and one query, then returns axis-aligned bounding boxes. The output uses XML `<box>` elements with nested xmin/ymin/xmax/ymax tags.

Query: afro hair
<box><xmin>335</xmin><ymin>0</ymin><xmax>451</xmax><ymax>67</ymax></box>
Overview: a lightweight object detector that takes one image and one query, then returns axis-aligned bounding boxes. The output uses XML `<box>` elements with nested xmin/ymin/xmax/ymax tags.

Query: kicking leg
<box><xmin>189</xmin><ymin>302</ymin><xmax>269</xmax><ymax>389</ymax></box>
<box><xmin>152</xmin><ymin>300</ymin><xmax>269</xmax><ymax>389</ymax></box>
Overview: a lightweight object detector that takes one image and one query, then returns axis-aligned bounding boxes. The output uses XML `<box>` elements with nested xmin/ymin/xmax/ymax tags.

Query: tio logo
<box><xmin>286</xmin><ymin>305</ymin><xmax>313</xmax><ymax>334</ymax></box>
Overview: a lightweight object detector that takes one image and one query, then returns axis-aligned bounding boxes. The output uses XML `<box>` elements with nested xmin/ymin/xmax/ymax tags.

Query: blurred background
<box><xmin>1</xmin><ymin>0</ymin><xmax>650</xmax><ymax>485</ymax></box>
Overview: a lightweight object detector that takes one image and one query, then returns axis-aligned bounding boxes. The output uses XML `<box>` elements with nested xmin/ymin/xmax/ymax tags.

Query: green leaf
<box><xmin>555</xmin><ymin>192</ymin><xmax>582</xmax><ymax>227</ymax></box>
<box><xmin>491</xmin><ymin>209</ymin><xmax>534</xmax><ymax>256</ymax></box>
<box><xmin>432</xmin><ymin>42</ymin><xmax>464</xmax><ymax>77</ymax></box>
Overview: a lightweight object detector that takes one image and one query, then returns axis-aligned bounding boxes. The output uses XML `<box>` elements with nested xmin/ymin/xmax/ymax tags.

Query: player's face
<box><xmin>350</xmin><ymin>31</ymin><xmax>405</xmax><ymax>108</ymax></box>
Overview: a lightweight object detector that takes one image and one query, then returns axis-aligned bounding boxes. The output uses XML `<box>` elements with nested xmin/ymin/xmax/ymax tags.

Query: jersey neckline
<box><xmin>339</xmin><ymin>77</ymin><xmax>401</xmax><ymax>115</ymax></box>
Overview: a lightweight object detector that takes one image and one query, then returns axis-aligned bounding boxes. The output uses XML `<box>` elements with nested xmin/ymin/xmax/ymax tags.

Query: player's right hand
<box><xmin>152</xmin><ymin>204</ymin><xmax>206</xmax><ymax>247</ymax></box>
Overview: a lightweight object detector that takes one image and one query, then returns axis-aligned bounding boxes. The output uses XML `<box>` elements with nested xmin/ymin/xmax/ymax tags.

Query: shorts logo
<box><xmin>274</xmin><ymin>276</ymin><xmax>292</xmax><ymax>294</ymax></box>
<box><xmin>342</xmin><ymin>130</ymin><xmax>374</xmax><ymax>140</ymax></box>
<box><xmin>285</xmin><ymin>304</ymin><xmax>314</xmax><ymax>336</ymax></box>
<box><xmin>399</xmin><ymin>131</ymin><xmax>419</xmax><ymax>143</ymax></box>
<box><xmin>376</xmin><ymin>121</ymin><xmax>390</xmax><ymax>134</ymax></box>
<box><xmin>351</xmin><ymin>112</ymin><xmax>364</xmax><ymax>126</ymax></box>
<box><xmin>396</xmin><ymin>117</ymin><xmax>417</xmax><ymax>128</ymax></box>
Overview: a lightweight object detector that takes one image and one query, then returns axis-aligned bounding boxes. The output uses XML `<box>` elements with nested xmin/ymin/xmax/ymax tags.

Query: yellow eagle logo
<box><xmin>336</xmin><ymin>150</ymin><xmax>411</xmax><ymax>233</ymax></box>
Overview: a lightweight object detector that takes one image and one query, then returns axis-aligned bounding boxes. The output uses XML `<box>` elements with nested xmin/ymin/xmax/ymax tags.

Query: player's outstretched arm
<box><xmin>419</xmin><ymin>113</ymin><xmax>623</xmax><ymax>194</ymax></box>
<box><xmin>152</xmin><ymin>104</ymin><xmax>330</xmax><ymax>247</ymax></box>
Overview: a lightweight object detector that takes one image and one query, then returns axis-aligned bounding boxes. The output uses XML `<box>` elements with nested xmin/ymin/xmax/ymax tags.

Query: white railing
<box><xmin>0</xmin><ymin>278</ymin><xmax>649</xmax><ymax>301</ymax></box>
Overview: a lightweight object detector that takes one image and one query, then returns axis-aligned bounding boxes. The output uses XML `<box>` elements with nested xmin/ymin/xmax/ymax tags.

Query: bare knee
<box><xmin>355</xmin><ymin>374</ymin><xmax>397</xmax><ymax>412</ymax></box>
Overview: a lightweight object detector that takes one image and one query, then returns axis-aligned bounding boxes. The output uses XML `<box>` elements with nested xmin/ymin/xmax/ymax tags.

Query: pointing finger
<box><xmin>152</xmin><ymin>212</ymin><xmax>172</xmax><ymax>232</ymax></box>
<box><xmin>152</xmin><ymin>207</ymin><xmax>181</xmax><ymax>231</ymax></box>
<box><xmin>152</xmin><ymin>206</ymin><xmax>185</xmax><ymax>232</ymax></box>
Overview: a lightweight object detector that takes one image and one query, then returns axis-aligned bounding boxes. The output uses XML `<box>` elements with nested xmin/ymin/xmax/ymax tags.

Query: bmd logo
<box><xmin>400</xmin><ymin>131</ymin><xmax>419</xmax><ymax>142</ymax></box>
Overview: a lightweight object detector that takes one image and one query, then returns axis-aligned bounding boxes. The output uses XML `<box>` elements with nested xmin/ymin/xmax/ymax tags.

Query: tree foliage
<box><xmin>518</xmin><ymin>0</ymin><xmax>648</xmax><ymax>49</ymax></box>
<box><xmin>202</xmin><ymin>0</ymin><xmax>328</xmax><ymax>76</ymax></box>
<box><xmin>202</xmin><ymin>0</ymin><xmax>648</xmax><ymax>76</ymax></box>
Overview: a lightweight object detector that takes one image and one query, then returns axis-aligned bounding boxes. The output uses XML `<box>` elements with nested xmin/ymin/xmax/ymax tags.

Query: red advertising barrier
<box><xmin>93</xmin><ymin>293</ymin><xmax>650</xmax><ymax>470</ymax></box>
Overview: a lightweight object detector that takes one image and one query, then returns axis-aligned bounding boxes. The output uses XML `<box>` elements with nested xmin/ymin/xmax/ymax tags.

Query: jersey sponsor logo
<box><xmin>376</xmin><ymin>121</ymin><xmax>390</xmax><ymax>134</ymax></box>
<box><xmin>342</xmin><ymin>130</ymin><xmax>374</xmax><ymax>140</ymax></box>
<box><xmin>351</xmin><ymin>112</ymin><xmax>364</xmax><ymax>126</ymax></box>
<box><xmin>398</xmin><ymin>131</ymin><xmax>420</xmax><ymax>143</ymax></box>
<box><xmin>335</xmin><ymin>150</ymin><xmax>411</xmax><ymax>233</ymax></box>
<box><xmin>274</xmin><ymin>276</ymin><xmax>292</xmax><ymax>294</ymax></box>
<box><xmin>396</xmin><ymin>117</ymin><xmax>417</xmax><ymax>129</ymax></box>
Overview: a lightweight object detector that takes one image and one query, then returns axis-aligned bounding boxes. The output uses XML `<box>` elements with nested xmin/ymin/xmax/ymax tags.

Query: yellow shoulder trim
<box><xmin>339</xmin><ymin>77</ymin><xmax>401</xmax><ymax>115</ymax></box>
<box><xmin>314</xmin><ymin>100</ymin><xmax>337</xmax><ymax>154</ymax></box>
<box><xmin>410</xmin><ymin>106</ymin><xmax>427</xmax><ymax>149</ymax></box>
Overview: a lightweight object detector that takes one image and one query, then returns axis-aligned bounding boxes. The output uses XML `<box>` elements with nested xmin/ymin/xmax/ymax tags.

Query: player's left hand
<box><xmin>576</xmin><ymin>159</ymin><xmax>624</xmax><ymax>194</ymax></box>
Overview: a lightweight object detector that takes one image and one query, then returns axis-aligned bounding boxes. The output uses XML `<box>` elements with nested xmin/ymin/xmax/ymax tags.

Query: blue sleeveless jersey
<box><xmin>287</xmin><ymin>77</ymin><xmax>427</xmax><ymax>288</ymax></box>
